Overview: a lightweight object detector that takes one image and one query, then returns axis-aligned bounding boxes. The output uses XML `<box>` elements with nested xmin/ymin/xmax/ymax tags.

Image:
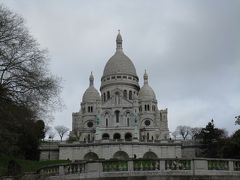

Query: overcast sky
<box><xmin>1</xmin><ymin>0</ymin><xmax>240</xmax><ymax>136</ymax></box>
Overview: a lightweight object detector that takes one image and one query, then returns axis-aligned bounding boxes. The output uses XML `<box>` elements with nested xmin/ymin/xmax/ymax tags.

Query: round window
<box><xmin>87</xmin><ymin>121</ymin><xmax>93</xmax><ymax>128</ymax></box>
<box><xmin>144</xmin><ymin>120</ymin><xmax>150</xmax><ymax>126</ymax></box>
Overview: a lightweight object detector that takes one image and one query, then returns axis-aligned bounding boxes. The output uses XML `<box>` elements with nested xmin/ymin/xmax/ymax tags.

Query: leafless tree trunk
<box><xmin>55</xmin><ymin>125</ymin><xmax>69</xmax><ymax>141</ymax></box>
<box><xmin>0</xmin><ymin>5</ymin><xmax>61</xmax><ymax>120</ymax></box>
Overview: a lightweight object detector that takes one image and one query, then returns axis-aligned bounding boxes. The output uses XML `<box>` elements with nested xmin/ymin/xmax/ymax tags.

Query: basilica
<box><xmin>41</xmin><ymin>32</ymin><xmax>183</xmax><ymax>161</ymax></box>
<box><xmin>72</xmin><ymin>31</ymin><xmax>170</xmax><ymax>143</ymax></box>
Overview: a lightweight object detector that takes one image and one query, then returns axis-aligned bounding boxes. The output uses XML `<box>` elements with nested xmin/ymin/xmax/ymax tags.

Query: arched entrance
<box><xmin>143</xmin><ymin>151</ymin><xmax>158</xmax><ymax>159</ymax></box>
<box><xmin>113</xmin><ymin>133</ymin><xmax>121</xmax><ymax>140</ymax></box>
<box><xmin>125</xmin><ymin>133</ymin><xmax>132</xmax><ymax>141</ymax></box>
<box><xmin>113</xmin><ymin>151</ymin><xmax>129</xmax><ymax>160</ymax></box>
<box><xmin>84</xmin><ymin>152</ymin><xmax>99</xmax><ymax>161</ymax></box>
<box><xmin>102</xmin><ymin>133</ymin><xmax>110</xmax><ymax>140</ymax></box>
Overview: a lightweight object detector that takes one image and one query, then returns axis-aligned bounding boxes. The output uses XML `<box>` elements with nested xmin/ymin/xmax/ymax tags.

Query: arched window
<box><xmin>127</xmin><ymin>118</ymin><xmax>130</xmax><ymax>126</ymax></box>
<box><xmin>129</xmin><ymin>91</ymin><xmax>132</xmax><ymax>100</ymax></box>
<box><xmin>87</xmin><ymin>134</ymin><xmax>91</xmax><ymax>142</ymax></box>
<box><xmin>139</xmin><ymin>106</ymin><xmax>142</xmax><ymax>112</ymax></box>
<box><xmin>145</xmin><ymin>104</ymin><xmax>150</xmax><ymax>111</ymax></box>
<box><xmin>125</xmin><ymin>133</ymin><xmax>132</xmax><ymax>141</ymax></box>
<box><xmin>103</xmin><ymin>93</ymin><xmax>106</xmax><ymax>102</ymax></box>
<box><xmin>123</xmin><ymin>90</ymin><xmax>127</xmax><ymax>99</ymax></box>
<box><xmin>107</xmin><ymin>91</ymin><xmax>110</xmax><ymax>100</ymax></box>
<box><xmin>115</xmin><ymin>110</ymin><xmax>120</xmax><ymax>123</ymax></box>
<box><xmin>102</xmin><ymin>133</ymin><xmax>110</xmax><ymax>140</ymax></box>
<box><xmin>113</xmin><ymin>133</ymin><xmax>121</xmax><ymax>140</ymax></box>
<box><xmin>106</xmin><ymin>118</ymin><xmax>108</xmax><ymax>127</ymax></box>
<box><xmin>115</xmin><ymin>92</ymin><xmax>120</xmax><ymax>104</ymax></box>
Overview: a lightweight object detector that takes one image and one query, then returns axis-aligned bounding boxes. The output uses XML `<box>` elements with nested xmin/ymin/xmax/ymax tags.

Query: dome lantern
<box><xmin>89</xmin><ymin>71</ymin><xmax>94</xmax><ymax>87</ymax></box>
<box><xmin>116</xmin><ymin>30</ymin><xmax>122</xmax><ymax>51</ymax></box>
<box><xmin>144</xmin><ymin>69</ymin><xmax>148</xmax><ymax>85</ymax></box>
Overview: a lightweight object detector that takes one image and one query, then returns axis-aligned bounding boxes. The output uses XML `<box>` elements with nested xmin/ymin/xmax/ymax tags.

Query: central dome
<box><xmin>102</xmin><ymin>31</ymin><xmax>137</xmax><ymax>78</ymax></box>
<box><xmin>103</xmin><ymin>51</ymin><xmax>137</xmax><ymax>77</ymax></box>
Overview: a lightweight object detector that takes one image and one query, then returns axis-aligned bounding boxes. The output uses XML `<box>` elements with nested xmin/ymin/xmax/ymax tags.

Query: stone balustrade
<box><xmin>63</xmin><ymin>162</ymin><xmax>85</xmax><ymax>174</ymax></box>
<box><xmin>37</xmin><ymin>158</ymin><xmax>240</xmax><ymax>179</ymax></box>
<box><xmin>208</xmin><ymin>160</ymin><xmax>229</xmax><ymax>170</ymax></box>
<box><xmin>234</xmin><ymin>161</ymin><xmax>240</xmax><ymax>171</ymax></box>
<box><xmin>102</xmin><ymin>160</ymin><xmax>128</xmax><ymax>172</ymax></box>
<box><xmin>133</xmin><ymin>159</ymin><xmax>160</xmax><ymax>171</ymax></box>
<box><xmin>38</xmin><ymin>165</ymin><xmax>59</xmax><ymax>176</ymax></box>
<box><xmin>165</xmin><ymin>159</ymin><xmax>191</xmax><ymax>170</ymax></box>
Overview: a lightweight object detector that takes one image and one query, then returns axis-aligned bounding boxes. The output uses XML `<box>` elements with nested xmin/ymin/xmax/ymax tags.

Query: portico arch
<box><xmin>84</xmin><ymin>152</ymin><xmax>99</xmax><ymax>161</ymax></box>
<box><xmin>113</xmin><ymin>151</ymin><xmax>129</xmax><ymax>160</ymax></box>
<box><xmin>143</xmin><ymin>151</ymin><xmax>158</xmax><ymax>159</ymax></box>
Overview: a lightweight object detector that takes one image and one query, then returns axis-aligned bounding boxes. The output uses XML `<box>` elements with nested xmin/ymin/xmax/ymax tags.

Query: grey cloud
<box><xmin>2</xmin><ymin>0</ymin><xmax>239</xmax><ymax>135</ymax></box>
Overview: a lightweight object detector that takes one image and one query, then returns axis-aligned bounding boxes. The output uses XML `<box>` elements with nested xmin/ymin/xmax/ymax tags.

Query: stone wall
<box><xmin>39</xmin><ymin>141</ymin><xmax>59</xmax><ymax>160</ymax></box>
<box><xmin>59</xmin><ymin>141</ymin><xmax>182</xmax><ymax>160</ymax></box>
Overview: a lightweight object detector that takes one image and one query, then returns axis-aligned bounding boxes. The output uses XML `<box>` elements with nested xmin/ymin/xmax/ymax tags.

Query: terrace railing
<box><xmin>208</xmin><ymin>160</ymin><xmax>229</xmax><ymax>170</ymax></box>
<box><xmin>37</xmin><ymin>158</ymin><xmax>240</xmax><ymax>178</ymax></box>
<box><xmin>102</xmin><ymin>160</ymin><xmax>128</xmax><ymax>172</ymax></box>
<box><xmin>165</xmin><ymin>159</ymin><xmax>191</xmax><ymax>170</ymax></box>
<box><xmin>133</xmin><ymin>159</ymin><xmax>160</xmax><ymax>171</ymax></box>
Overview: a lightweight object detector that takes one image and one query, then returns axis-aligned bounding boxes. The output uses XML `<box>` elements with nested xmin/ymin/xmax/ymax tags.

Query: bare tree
<box><xmin>235</xmin><ymin>115</ymin><xmax>240</xmax><ymax>125</ymax></box>
<box><xmin>55</xmin><ymin>125</ymin><xmax>69</xmax><ymax>141</ymax></box>
<box><xmin>0</xmin><ymin>5</ymin><xmax>61</xmax><ymax>159</ymax></box>
<box><xmin>0</xmin><ymin>5</ymin><xmax>61</xmax><ymax>119</ymax></box>
<box><xmin>190</xmin><ymin>127</ymin><xmax>202</xmax><ymax>140</ymax></box>
<box><xmin>173</xmin><ymin>125</ymin><xmax>192</xmax><ymax>140</ymax></box>
<box><xmin>171</xmin><ymin>131</ymin><xmax>177</xmax><ymax>140</ymax></box>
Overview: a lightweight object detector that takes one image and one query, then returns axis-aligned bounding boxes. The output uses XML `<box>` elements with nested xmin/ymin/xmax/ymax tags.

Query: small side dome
<box><xmin>139</xmin><ymin>70</ymin><xmax>156</xmax><ymax>101</ymax></box>
<box><xmin>82</xmin><ymin>72</ymin><xmax>100</xmax><ymax>102</ymax></box>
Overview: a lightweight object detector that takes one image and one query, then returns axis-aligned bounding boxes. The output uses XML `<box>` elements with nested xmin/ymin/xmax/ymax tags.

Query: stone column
<box><xmin>229</xmin><ymin>161</ymin><xmax>234</xmax><ymax>171</ymax></box>
<box><xmin>160</xmin><ymin>160</ymin><xmax>165</xmax><ymax>170</ymax></box>
<box><xmin>59</xmin><ymin>165</ymin><xmax>64</xmax><ymax>176</ymax></box>
<box><xmin>128</xmin><ymin>160</ymin><xmax>134</xmax><ymax>171</ymax></box>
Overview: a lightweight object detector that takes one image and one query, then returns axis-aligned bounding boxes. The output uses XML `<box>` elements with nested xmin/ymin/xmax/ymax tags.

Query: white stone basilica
<box><xmin>57</xmin><ymin>32</ymin><xmax>182</xmax><ymax>161</ymax></box>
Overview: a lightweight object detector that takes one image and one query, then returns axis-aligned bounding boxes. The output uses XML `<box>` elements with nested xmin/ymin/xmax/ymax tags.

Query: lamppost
<box><xmin>48</xmin><ymin>135</ymin><xmax>52</xmax><ymax>160</ymax></box>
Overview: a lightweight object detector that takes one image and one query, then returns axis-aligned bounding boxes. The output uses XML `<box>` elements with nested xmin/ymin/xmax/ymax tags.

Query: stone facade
<box><xmin>56</xmin><ymin>32</ymin><xmax>181</xmax><ymax>161</ymax></box>
<box><xmin>59</xmin><ymin>141</ymin><xmax>182</xmax><ymax>161</ymax></box>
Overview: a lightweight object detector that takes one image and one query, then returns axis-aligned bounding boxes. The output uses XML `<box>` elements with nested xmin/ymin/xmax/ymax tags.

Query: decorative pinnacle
<box><xmin>144</xmin><ymin>69</ymin><xmax>148</xmax><ymax>84</ymax></box>
<box><xmin>89</xmin><ymin>71</ymin><xmax>94</xmax><ymax>86</ymax></box>
<box><xmin>116</xmin><ymin>30</ymin><xmax>123</xmax><ymax>51</ymax></box>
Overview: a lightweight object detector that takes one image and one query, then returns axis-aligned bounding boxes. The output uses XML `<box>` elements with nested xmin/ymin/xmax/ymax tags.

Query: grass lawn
<box><xmin>0</xmin><ymin>156</ymin><xmax>69</xmax><ymax>176</ymax></box>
